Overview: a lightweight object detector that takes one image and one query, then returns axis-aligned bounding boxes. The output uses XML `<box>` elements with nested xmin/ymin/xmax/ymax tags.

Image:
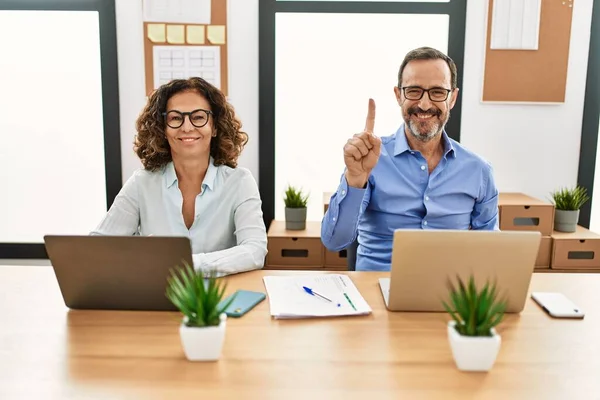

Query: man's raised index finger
<box><xmin>364</xmin><ymin>98</ymin><xmax>376</xmax><ymax>133</ymax></box>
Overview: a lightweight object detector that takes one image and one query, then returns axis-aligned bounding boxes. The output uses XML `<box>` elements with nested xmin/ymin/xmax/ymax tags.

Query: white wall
<box><xmin>460</xmin><ymin>0</ymin><xmax>593</xmax><ymax>203</ymax></box>
<box><xmin>115</xmin><ymin>0</ymin><xmax>259</xmax><ymax>182</ymax></box>
<box><xmin>114</xmin><ymin>1</ymin><xmax>146</xmax><ymax>180</ymax></box>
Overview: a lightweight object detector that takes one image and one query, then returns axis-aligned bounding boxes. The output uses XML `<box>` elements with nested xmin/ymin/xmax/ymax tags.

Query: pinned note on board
<box><xmin>186</xmin><ymin>25</ymin><xmax>205</xmax><ymax>44</ymax></box>
<box><xmin>147</xmin><ymin>23</ymin><xmax>166</xmax><ymax>43</ymax></box>
<box><xmin>143</xmin><ymin>0</ymin><xmax>230</xmax><ymax>96</ymax></box>
<box><xmin>153</xmin><ymin>46</ymin><xmax>221</xmax><ymax>88</ymax></box>
<box><xmin>166</xmin><ymin>25</ymin><xmax>185</xmax><ymax>44</ymax></box>
<box><xmin>143</xmin><ymin>0</ymin><xmax>211</xmax><ymax>25</ymax></box>
<box><xmin>490</xmin><ymin>0</ymin><xmax>541</xmax><ymax>50</ymax></box>
<box><xmin>207</xmin><ymin>25</ymin><xmax>226</xmax><ymax>44</ymax></box>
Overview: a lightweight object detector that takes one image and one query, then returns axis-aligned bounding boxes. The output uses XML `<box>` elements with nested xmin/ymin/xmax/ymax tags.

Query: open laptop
<box><xmin>44</xmin><ymin>235</ymin><xmax>193</xmax><ymax>311</ymax></box>
<box><xmin>378</xmin><ymin>229</ymin><xmax>542</xmax><ymax>313</ymax></box>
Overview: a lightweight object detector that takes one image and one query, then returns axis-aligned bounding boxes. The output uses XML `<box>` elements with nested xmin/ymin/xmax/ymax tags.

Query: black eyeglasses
<box><xmin>162</xmin><ymin>108</ymin><xmax>213</xmax><ymax>129</ymax></box>
<box><xmin>400</xmin><ymin>86</ymin><xmax>452</xmax><ymax>102</ymax></box>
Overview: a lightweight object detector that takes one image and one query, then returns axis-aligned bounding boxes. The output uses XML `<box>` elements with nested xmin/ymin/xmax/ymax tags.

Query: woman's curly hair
<box><xmin>134</xmin><ymin>77</ymin><xmax>248</xmax><ymax>171</ymax></box>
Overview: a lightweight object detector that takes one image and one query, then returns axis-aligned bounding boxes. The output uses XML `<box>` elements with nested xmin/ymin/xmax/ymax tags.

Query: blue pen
<box><xmin>303</xmin><ymin>286</ymin><xmax>341</xmax><ymax>307</ymax></box>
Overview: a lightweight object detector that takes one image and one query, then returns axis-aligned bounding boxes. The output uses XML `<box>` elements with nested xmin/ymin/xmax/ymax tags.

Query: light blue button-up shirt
<box><xmin>321</xmin><ymin>126</ymin><xmax>499</xmax><ymax>271</ymax></box>
<box><xmin>92</xmin><ymin>159</ymin><xmax>267</xmax><ymax>276</ymax></box>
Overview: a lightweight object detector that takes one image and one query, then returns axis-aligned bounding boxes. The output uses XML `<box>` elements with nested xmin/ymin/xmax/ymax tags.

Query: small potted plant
<box><xmin>550</xmin><ymin>186</ymin><xmax>590</xmax><ymax>232</ymax></box>
<box><xmin>165</xmin><ymin>261</ymin><xmax>235</xmax><ymax>362</ymax></box>
<box><xmin>284</xmin><ymin>185</ymin><xmax>309</xmax><ymax>230</ymax></box>
<box><xmin>442</xmin><ymin>275</ymin><xmax>507</xmax><ymax>372</ymax></box>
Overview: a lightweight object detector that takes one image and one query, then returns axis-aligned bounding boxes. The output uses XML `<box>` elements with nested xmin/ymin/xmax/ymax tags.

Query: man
<box><xmin>321</xmin><ymin>47</ymin><xmax>499</xmax><ymax>271</ymax></box>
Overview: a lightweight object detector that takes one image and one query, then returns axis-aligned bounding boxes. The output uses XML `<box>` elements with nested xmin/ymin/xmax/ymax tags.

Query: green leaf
<box><xmin>165</xmin><ymin>262</ymin><xmax>231</xmax><ymax>327</ymax></box>
<box><xmin>441</xmin><ymin>274</ymin><xmax>507</xmax><ymax>337</ymax></box>
<box><xmin>442</xmin><ymin>300</ymin><xmax>463</xmax><ymax>331</ymax></box>
<box><xmin>477</xmin><ymin>284</ymin><xmax>490</xmax><ymax>325</ymax></box>
<box><xmin>550</xmin><ymin>185</ymin><xmax>590</xmax><ymax>210</ymax></box>
<box><xmin>283</xmin><ymin>185</ymin><xmax>309</xmax><ymax>208</ymax></box>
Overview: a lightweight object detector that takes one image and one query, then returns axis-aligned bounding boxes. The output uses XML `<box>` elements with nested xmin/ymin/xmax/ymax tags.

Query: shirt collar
<box><xmin>164</xmin><ymin>162</ymin><xmax>178</xmax><ymax>189</ymax></box>
<box><xmin>202</xmin><ymin>158</ymin><xmax>218</xmax><ymax>191</ymax></box>
<box><xmin>393</xmin><ymin>126</ymin><xmax>411</xmax><ymax>156</ymax></box>
<box><xmin>163</xmin><ymin>157</ymin><xmax>218</xmax><ymax>190</ymax></box>
<box><xmin>443</xmin><ymin>131</ymin><xmax>457</xmax><ymax>159</ymax></box>
<box><xmin>394</xmin><ymin>124</ymin><xmax>456</xmax><ymax>158</ymax></box>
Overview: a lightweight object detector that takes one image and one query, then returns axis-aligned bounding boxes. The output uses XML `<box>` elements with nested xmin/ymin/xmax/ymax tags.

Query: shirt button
<box><xmin>423</xmin><ymin>221</ymin><xmax>428</xmax><ymax>226</ymax></box>
<box><xmin>333</xmin><ymin>217</ymin><xmax>336</xmax><ymax>222</ymax></box>
<box><xmin>421</xmin><ymin>165</ymin><xmax>426</xmax><ymax>170</ymax></box>
<box><xmin>425</xmin><ymin>196</ymin><xmax>429</xmax><ymax>201</ymax></box>
<box><xmin>341</xmin><ymin>190</ymin><xmax>346</xmax><ymax>195</ymax></box>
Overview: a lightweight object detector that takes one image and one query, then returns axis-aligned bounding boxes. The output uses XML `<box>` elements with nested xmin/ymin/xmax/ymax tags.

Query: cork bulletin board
<box><xmin>142</xmin><ymin>0</ymin><xmax>228</xmax><ymax>97</ymax></box>
<box><xmin>482</xmin><ymin>0</ymin><xmax>574</xmax><ymax>103</ymax></box>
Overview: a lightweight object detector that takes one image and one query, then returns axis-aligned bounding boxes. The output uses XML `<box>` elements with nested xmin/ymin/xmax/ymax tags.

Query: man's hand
<box><xmin>343</xmin><ymin>98</ymin><xmax>382</xmax><ymax>188</ymax></box>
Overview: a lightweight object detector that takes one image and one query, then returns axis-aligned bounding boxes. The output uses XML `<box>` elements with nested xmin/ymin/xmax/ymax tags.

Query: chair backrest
<box><xmin>346</xmin><ymin>239</ymin><xmax>358</xmax><ymax>271</ymax></box>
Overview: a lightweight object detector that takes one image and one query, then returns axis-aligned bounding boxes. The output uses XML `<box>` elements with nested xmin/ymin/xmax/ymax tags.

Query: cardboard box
<box><xmin>323</xmin><ymin>246</ymin><xmax>348</xmax><ymax>267</ymax></box>
<box><xmin>498</xmin><ymin>193</ymin><xmax>554</xmax><ymax>236</ymax></box>
<box><xmin>535</xmin><ymin>236</ymin><xmax>552</xmax><ymax>269</ymax></box>
<box><xmin>551</xmin><ymin>226</ymin><xmax>600</xmax><ymax>269</ymax></box>
<box><xmin>267</xmin><ymin>221</ymin><xmax>323</xmax><ymax>267</ymax></box>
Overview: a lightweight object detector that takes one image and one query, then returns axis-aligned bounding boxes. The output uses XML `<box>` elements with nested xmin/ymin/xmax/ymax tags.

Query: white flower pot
<box><xmin>179</xmin><ymin>313</ymin><xmax>227</xmax><ymax>361</ymax></box>
<box><xmin>447</xmin><ymin>321</ymin><xmax>501</xmax><ymax>372</ymax></box>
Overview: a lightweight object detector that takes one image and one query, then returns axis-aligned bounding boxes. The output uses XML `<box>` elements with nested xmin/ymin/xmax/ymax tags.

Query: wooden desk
<box><xmin>1</xmin><ymin>266</ymin><xmax>599</xmax><ymax>399</ymax></box>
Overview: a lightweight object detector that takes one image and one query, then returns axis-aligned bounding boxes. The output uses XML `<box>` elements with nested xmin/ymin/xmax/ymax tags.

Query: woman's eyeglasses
<box><xmin>162</xmin><ymin>109</ymin><xmax>213</xmax><ymax>129</ymax></box>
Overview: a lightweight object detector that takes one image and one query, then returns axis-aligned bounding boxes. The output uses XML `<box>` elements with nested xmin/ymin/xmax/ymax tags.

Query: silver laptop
<box><xmin>44</xmin><ymin>235</ymin><xmax>193</xmax><ymax>311</ymax></box>
<box><xmin>379</xmin><ymin>229</ymin><xmax>541</xmax><ymax>313</ymax></box>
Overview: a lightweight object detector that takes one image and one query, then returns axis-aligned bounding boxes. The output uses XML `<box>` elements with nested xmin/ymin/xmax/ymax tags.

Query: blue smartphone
<box><xmin>220</xmin><ymin>290</ymin><xmax>266</xmax><ymax>318</ymax></box>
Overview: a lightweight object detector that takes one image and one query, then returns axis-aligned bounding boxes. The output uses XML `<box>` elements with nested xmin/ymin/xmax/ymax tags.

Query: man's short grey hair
<box><xmin>397</xmin><ymin>47</ymin><xmax>458</xmax><ymax>89</ymax></box>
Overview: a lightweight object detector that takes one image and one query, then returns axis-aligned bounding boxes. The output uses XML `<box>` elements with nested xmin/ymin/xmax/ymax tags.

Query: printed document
<box><xmin>263</xmin><ymin>274</ymin><xmax>372</xmax><ymax>319</ymax></box>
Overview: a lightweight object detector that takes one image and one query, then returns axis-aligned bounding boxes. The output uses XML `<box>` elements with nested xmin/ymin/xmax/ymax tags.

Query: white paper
<box><xmin>520</xmin><ymin>0</ymin><xmax>542</xmax><ymax>50</ymax></box>
<box><xmin>153</xmin><ymin>45</ymin><xmax>221</xmax><ymax>88</ymax></box>
<box><xmin>143</xmin><ymin>0</ymin><xmax>211</xmax><ymax>24</ymax></box>
<box><xmin>490</xmin><ymin>0</ymin><xmax>541</xmax><ymax>50</ymax></box>
<box><xmin>263</xmin><ymin>274</ymin><xmax>372</xmax><ymax>319</ymax></box>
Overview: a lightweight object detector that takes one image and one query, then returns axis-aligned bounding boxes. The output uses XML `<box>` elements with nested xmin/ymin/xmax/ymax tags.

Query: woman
<box><xmin>92</xmin><ymin>77</ymin><xmax>267</xmax><ymax>276</ymax></box>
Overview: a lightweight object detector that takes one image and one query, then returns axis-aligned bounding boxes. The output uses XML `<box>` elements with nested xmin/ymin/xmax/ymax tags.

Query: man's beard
<box><xmin>404</xmin><ymin>106</ymin><xmax>449</xmax><ymax>142</ymax></box>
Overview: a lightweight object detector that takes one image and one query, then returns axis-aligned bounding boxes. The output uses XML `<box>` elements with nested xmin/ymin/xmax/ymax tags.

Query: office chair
<box><xmin>346</xmin><ymin>239</ymin><xmax>359</xmax><ymax>271</ymax></box>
